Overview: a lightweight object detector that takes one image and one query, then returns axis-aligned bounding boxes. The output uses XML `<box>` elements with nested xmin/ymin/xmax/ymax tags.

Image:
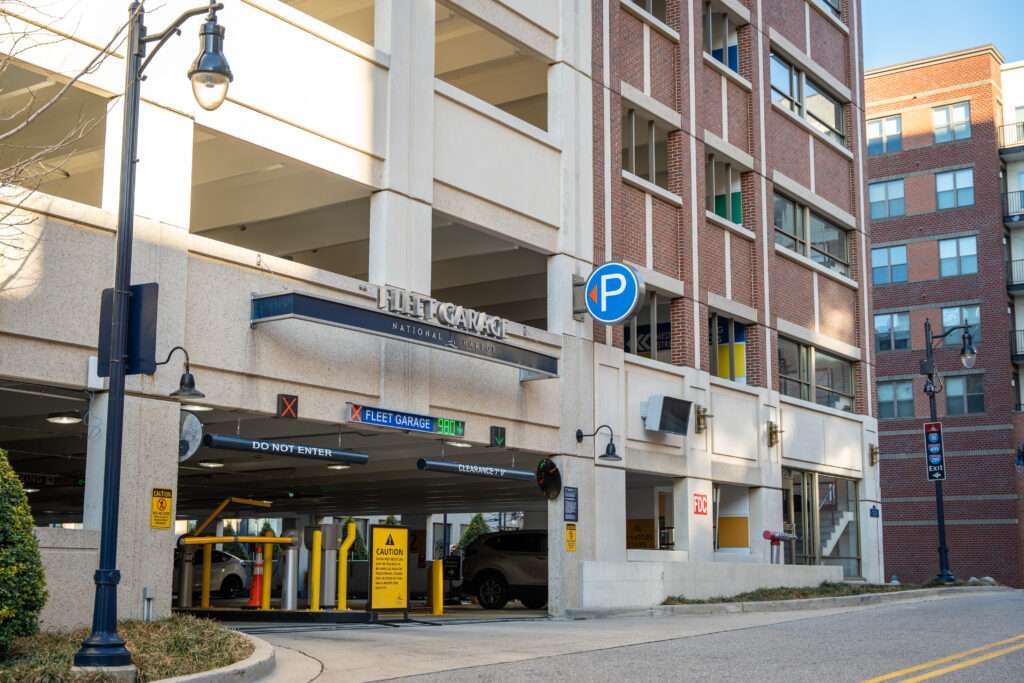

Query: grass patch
<box><xmin>0</xmin><ymin>615</ymin><xmax>253</xmax><ymax>683</ymax></box>
<box><xmin>663</xmin><ymin>581</ymin><xmax>930</xmax><ymax>605</ymax></box>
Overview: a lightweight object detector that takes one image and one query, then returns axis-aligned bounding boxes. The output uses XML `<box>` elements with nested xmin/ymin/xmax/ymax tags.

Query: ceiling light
<box><xmin>24</xmin><ymin>488</ymin><xmax>40</xmax><ymax>494</ymax></box>
<box><xmin>46</xmin><ymin>411</ymin><xmax>82</xmax><ymax>425</ymax></box>
<box><xmin>327</xmin><ymin>464</ymin><xmax>351</xmax><ymax>471</ymax></box>
<box><xmin>445</xmin><ymin>440</ymin><xmax>472</xmax><ymax>448</ymax></box>
<box><xmin>181</xmin><ymin>403</ymin><xmax>214</xmax><ymax>413</ymax></box>
<box><xmin>198</xmin><ymin>460</ymin><xmax>224</xmax><ymax>469</ymax></box>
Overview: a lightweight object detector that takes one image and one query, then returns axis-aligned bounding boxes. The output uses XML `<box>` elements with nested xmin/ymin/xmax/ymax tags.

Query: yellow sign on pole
<box><xmin>150</xmin><ymin>488</ymin><xmax>173</xmax><ymax>529</ymax></box>
<box><xmin>565</xmin><ymin>523</ymin><xmax>577</xmax><ymax>553</ymax></box>
<box><xmin>370</xmin><ymin>526</ymin><xmax>408</xmax><ymax>611</ymax></box>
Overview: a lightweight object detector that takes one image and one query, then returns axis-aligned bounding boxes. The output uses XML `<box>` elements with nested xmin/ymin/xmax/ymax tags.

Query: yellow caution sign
<box><xmin>150</xmin><ymin>488</ymin><xmax>173</xmax><ymax>529</ymax></box>
<box><xmin>370</xmin><ymin>526</ymin><xmax>408</xmax><ymax>611</ymax></box>
<box><xmin>565</xmin><ymin>523</ymin><xmax>577</xmax><ymax>553</ymax></box>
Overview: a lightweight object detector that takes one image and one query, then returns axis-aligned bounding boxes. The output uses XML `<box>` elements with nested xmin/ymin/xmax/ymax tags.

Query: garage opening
<box><xmin>175</xmin><ymin>408</ymin><xmax>550</xmax><ymax>617</ymax></box>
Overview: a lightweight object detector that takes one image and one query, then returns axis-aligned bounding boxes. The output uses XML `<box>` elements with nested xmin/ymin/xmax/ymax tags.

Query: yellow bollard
<box><xmin>309</xmin><ymin>528</ymin><xmax>322</xmax><ymax>612</ymax></box>
<box><xmin>337</xmin><ymin>521</ymin><xmax>357</xmax><ymax>611</ymax></box>
<box><xmin>261</xmin><ymin>530</ymin><xmax>274</xmax><ymax>611</ymax></box>
<box><xmin>201</xmin><ymin>543</ymin><xmax>213</xmax><ymax>609</ymax></box>
<box><xmin>431</xmin><ymin>559</ymin><xmax>444</xmax><ymax>616</ymax></box>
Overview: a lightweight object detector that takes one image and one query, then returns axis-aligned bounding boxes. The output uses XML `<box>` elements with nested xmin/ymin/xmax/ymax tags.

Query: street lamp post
<box><xmin>920</xmin><ymin>317</ymin><xmax>977</xmax><ymax>585</ymax></box>
<box><xmin>74</xmin><ymin>1</ymin><xmax>232</xmax><ymax>670</ymax></box>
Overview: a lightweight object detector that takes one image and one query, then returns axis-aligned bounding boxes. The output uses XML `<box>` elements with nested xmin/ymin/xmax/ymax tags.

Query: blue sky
<box><xmin>862</xmin><ymin>0</ymin><xmax>1024</xmax><ymax>70</ymax></box>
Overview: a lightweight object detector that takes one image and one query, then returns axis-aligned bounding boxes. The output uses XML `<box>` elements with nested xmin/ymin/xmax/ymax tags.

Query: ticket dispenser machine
<box><xmin>304</xmin><ymin>521</ymin><xmax>342</xmax><ymax>606</ymax></box>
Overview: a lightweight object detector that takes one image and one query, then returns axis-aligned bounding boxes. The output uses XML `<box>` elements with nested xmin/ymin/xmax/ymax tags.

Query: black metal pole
<box><xmin>74</xmin><ymin>3</ymin><xmax>144</xmax><ymax>668</ymax></box>
<box><xmin>923</xmin><ymin>318</ymin><xmax>955</xmax><ymax>584</ymax></box>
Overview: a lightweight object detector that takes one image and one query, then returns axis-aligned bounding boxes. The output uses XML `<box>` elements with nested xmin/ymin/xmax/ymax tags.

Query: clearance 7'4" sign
<box><xmin>368</xmin><ymin>526</ymin><xmax>409</xmax><ymax>614</ymax></box>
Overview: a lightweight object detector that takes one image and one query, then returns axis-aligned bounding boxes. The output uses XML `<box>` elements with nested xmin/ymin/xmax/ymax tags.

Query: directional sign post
<box><xmin>923</xmin><ymin>421</ymin><xmax>946</xmax><ymax>481</ymax></box>
<box><xmin>584</xmin><ymin>262</ymin><xmax>645</xmax><ymax>325</ymax></box>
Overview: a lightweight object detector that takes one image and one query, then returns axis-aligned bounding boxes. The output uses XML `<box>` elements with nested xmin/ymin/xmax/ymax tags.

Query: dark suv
<box><xmin>461</xmin><ymin>530</ymin><xmax>547</xmax><ymax>610</ymax></box>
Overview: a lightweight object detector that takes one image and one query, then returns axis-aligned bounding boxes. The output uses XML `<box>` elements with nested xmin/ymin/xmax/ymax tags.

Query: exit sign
<box><xmin>923</xmin><ymin>421</ymin><xmax>946</xmax><ymax>481</ymax></box>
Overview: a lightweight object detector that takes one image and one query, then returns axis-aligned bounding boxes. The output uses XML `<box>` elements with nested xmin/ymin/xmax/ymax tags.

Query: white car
<box><xmin>173</xmin><ymin>548</ymin><xmax>249</xmax><ymax>599</ymax></box>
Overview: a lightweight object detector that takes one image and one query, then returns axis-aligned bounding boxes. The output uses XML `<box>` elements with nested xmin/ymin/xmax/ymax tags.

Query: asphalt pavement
<box><xmin>253</xmin><ymin>590</ymin><xmax>1024</xmax><ymax>682</ymax></box>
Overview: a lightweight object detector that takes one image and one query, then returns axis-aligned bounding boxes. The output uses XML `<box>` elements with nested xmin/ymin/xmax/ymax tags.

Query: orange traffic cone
<box><xmin>246</xmin><ymin>546</ymin><xmax>264</xmax><ymax>608</ymax></box>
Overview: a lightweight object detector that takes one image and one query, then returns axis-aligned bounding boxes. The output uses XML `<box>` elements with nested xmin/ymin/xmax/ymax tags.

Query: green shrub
<box><xmin>457</xmin><ymin>513</ymin><xmax>491</xmax><ymax>551</ymax></box>
<box><xmin>0</xmin><ymin>449</ymin><xmax>47</xmax><ymax>654</ymax></box>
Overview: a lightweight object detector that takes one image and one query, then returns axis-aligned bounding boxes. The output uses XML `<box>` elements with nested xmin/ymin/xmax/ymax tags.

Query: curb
<box><xmin>564</xmin><ymin>585</ymin><xmax>1015</xmax><ymax>620</ymax></box>
<box><xmin>155</xmin><ymin>632</ymin><xmax>275</xmax><ymax>683</ymax></box>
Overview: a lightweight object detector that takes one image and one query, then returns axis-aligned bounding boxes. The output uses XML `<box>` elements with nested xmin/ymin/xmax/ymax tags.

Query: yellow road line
<box><xmin>899</xmin><ymin>642</ymin><xmax>1024</xmax><ymax>683</ymax></box>
<box><xmin>862</xmin><ymin>634</ymin><xmax>1024</xmax><ymax>682</ymax></box>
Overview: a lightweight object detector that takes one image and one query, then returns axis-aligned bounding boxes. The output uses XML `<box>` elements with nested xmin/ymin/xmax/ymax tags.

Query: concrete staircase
<box><xmin>820</xmin><ymin>511</ymin><xmax>854</xmax><ymax>557</ymax></box>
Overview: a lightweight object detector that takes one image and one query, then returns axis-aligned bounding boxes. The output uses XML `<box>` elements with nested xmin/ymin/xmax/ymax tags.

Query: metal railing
<box><xmin>1008</xmin><ymin>259</ymin><xmax>1024</xmax><ymax>286</ymax></box>
<box><xmin>1007</xmin><ymin>191</ymin><xmax>1024</xmax><ymax>219</ymax></box>
<box><xmin>1012</xmin><ymin>330</ymin><xmax>1024</xmax><ymax>357</ymax></box>
<box><xmin>1002</xmin><ymin>121</ymin><xmax>1024</xmax><ymax>148</ymax></box>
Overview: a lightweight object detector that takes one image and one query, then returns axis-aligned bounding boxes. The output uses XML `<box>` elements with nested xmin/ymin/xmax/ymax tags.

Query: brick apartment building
<box><xmin>596</xmin><ymin>0</ymin><xmax>881</xmax><ymax>580</ymax></box>
<box><xmin>866</xmin><ymin>46</ymin><xmax>1024</xmax><ymax>586</ymax></box>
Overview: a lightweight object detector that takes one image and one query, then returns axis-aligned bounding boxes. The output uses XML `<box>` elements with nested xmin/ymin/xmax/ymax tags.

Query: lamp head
<box><xmin>960</xmin><ymin>331</ymin><xmax>977</xmax><ymax>369</ymax></box>
<box><xmin>170</xmin><ymin>369</ymin><xmax>205</xmax><ymax>400</ymax></box>
<box><xmin>599</xmin><ymin>440</ymin><xmax>621</xmax><ymax>462</ymax></box>
<box><xmin>189</xmin><ymin>13</ymin><xmax>233</xmax><ymax>111</ymax></box>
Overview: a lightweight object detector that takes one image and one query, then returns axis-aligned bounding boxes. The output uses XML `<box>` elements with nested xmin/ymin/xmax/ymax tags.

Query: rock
<box><xmin>967</xmin><ymin>576</ymin><xmax>982</xmax><ymax>585</ymax></box>
<box><xmin>980</xmin><ymin>576</ymin><xmax>997</xmax><ymax>586</ymax></box>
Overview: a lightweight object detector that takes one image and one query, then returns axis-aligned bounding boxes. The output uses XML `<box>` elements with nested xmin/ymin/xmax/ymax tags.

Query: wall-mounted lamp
<box><xmin>767</xmin><ymin>420</ymin><xmax>783</xmax><ymax>448</ymax></box>
<box><xmin>156</xmin><ymin>346</ymin><xmax>205</xmax><ymax>401</ymax></box>
<box><xmin>869</xmin><ymin>444</ymin><xmax>880</xmax><ymax>466</ymax></box>
<box><xmin>576</xmin><ymin>424</ymin><xmax>620</xmax><ymax>461</ymax></box>
<box><xmin>695</xmin><ymin>406</ymin><xmax>712</xmax><ymax>434</ymax></box>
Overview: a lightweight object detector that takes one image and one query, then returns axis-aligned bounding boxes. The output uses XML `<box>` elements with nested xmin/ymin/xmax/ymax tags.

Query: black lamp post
<box><xmin>74</xmin><ymin>2</ymin><xmax>232</xmax><ymax>670</ymax></box>
<box><xmin>920</xmin><ymin>317</ymin><xmax>977</xmax><ymax>585</ymax></box>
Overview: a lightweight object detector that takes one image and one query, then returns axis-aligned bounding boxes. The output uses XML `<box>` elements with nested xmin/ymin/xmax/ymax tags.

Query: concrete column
<box><xmin>369</xmin><ymin>0</ymin><xmax>434</xmax><ymax>294</ymax></box>
<box><xmin>546</xmin><ymin>253</ymin><xmax>593</xmax><ymax>338</ymax></box>
<box><xmin>84</xmin><ymin>395</ymin><xmax>180</xmax><ymax>620</ymax></box>
<box><xmin>102</xmin><ymin>100</ymin><xmax>194</xmax><ymax>229</ymax></box>
<box><xmin>673</xmin><ymin>477</ymin><xmax>714</xmax><ymax>562</ymax></box>
<box><xmin>748</xmin><ymin>486</ymin><xmax>783</xmax><ymax>563</ymax></box>
<box><xmin>859</xmin><ymin>425</ymin><xmax>885</xmax><ymax>583</ymax></box>
<box><xmin>546</xmin><ymin>453</ymin><xmax>595</xmax><ymax>616</ymax></box>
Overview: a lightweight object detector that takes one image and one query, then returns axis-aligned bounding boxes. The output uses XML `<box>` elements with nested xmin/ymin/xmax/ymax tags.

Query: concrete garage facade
<box><xmin>0</xmin><ymin>0</ymin><xmax>879</xmax><ymax>626</ymax></box>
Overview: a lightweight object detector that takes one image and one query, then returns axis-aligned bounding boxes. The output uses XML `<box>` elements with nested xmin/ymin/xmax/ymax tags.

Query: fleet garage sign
<box><xmin>347</xmin><ymin>403</ymin><xmax>465</xmax><ymax>439</ymax></box>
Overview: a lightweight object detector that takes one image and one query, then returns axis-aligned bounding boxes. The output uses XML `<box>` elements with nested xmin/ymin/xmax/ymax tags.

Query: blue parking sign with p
<box><xmin>585</xmin><ymin>262</ymin><xmax>644</xmax><ymax>325</ymax></box>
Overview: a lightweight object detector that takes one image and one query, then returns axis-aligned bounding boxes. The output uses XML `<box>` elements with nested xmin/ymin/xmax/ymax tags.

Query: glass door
<box><xmin>783</xmin><ymin>468</ymin><xmax>818</xmax><ymax>565</ymax></box>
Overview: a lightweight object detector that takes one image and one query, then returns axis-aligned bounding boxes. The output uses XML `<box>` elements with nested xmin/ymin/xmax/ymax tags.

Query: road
<box><xmin>253</xmin><ymin>590</ymin><xmax>1023</xmax><ymax>682</ymax></box>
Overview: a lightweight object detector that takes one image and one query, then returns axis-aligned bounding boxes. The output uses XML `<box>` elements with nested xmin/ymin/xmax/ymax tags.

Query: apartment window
<box><xmin>773</xmin><ymin>193</ymin><xmax>803</xmax><ymax>251</ymax></box>
<box><xmin>945</xmin><ymin>375</ymin><xmax>984</xmax><ymax>415</ymax></box>
<box><xmin>631</xmin><ymin>0</ymin><xmax>667</xmax><ymax>21</ymax></box>
<box><xmin>933</xmin><ymin>102</ymin><xmax>971</xmax><ymax>143</ymax></box>
<box><xmin>624</xmin><ymin>293</ymin><xmax>672</xmax><ymax>363</ymax></box>
<box><xmin>705</xmin><ymin>7</ymin><xmax>739</xmax><ymax>72</ymax></box>
<box><xmin>867</xmin><ymin>115</ymin><xmax>901</xmax><ymax>156</ymax></box>
<box><xmin>871</xmin><ymin>245</ymin><xmax>907</xmax><ymax>286</ymax></box>
<box><xmin>874</xmin><ymin>312</ymin><xmax>910</xmax><ymax>352</ymax></box>
<box><xmin>706</xmin><ymin>155</ymin><xmax>742</xmax><ymax>224</ymax></box>
<box><xmin>709</xmin><ymin>313</ymin><xmax>747</xmax><ymax>383</ymax></box>
<box><xmin>770</xmin><ymin>52</ymin><xmax>845</xmax><ymax>144</ymax></box>
<box><xmin>869</xmin><ymin>179</ymin><xmax>905</xmax><ymax>220</ymax></box>
<box><xmin>816</xmin><ymin>0</ymin><xmax>841</xmax><ymax>18</ymax></box>
<box><xmin>941</xmin><ymin>305</ymin><xmax>981</xmax><ymax>346</ymax></box>
<box><xmin>938</xmin><ymin>236</ymin><xmax>978</xmax><ymax>277</ymax></box>
<box><xmin>935</xmin><ymin>169</ymin><xmax>974</xmax><ymax>209</ymax></box>
<box><xmin>623</xmin><ymin>109</ymin><xmax>669</xmax><ymax>189</ymax></box>
<box><xmin>778</xmin><ymin>337</ymin><xmax>854</xmax><ymax>412</ymax></box>
<box><xmin>877</xmin><ymin>381</ymin><xmax>914</xmax><ymax>419</ymax></box>
<box><xmin>774</xmin><ymin>193</ymin><xmax>850</xmax><ymax>276</ymax></box>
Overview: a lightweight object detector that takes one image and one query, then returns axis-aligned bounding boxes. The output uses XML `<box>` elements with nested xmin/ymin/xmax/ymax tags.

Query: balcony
<box><xmin>1001</xmin><ymin>122</ymin><xmax>1024</xmax><ymax>161</ymax></box>
<box><xmin>1013</xmin><ymin>330</ymin><xmax>1024</xmax><ymax>363</ymax></box>
<box><xmin>1007</xmin><ymin>191</ymin><xmax>1024</xmax><ymax>227</ymax></box>
<box><xmin>1008</xmin><ymin>259</ymin><xmax>1024</xmax><ymax>292</ymax></box>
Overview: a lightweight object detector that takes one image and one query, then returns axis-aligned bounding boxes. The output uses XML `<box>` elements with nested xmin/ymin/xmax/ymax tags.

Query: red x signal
<box><xmin>277</xmin><ymin>394</ymin><xmax>298</xmax><ymax>419</ymax></box>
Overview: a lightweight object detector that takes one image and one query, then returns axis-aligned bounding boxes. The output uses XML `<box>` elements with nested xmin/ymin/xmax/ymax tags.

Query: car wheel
<box><xmin>520</xmin><ymin>595</ymin><xmax>547</xmax><ymax>610</ymax></box>
<box><xmin>219</xmin><ymin>574</ymin><xmax>245</xmax><ymax>599</ymax></box>
<box><xmin>476</xmin><ymin>573</ymin><xmax>509</xmax><ymax>610</ymax></box>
